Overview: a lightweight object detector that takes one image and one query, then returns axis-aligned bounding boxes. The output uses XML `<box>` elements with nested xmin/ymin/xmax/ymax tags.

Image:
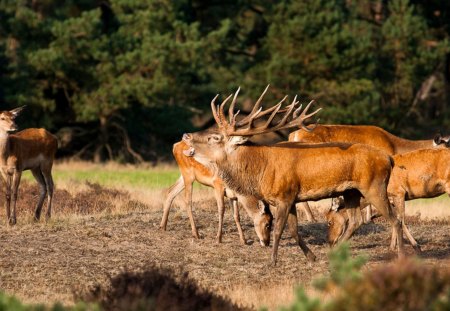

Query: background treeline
<box><xmin>1</xmin><ymin>0</ymin><xmax>450</xmax><ymax>162</ymax></box>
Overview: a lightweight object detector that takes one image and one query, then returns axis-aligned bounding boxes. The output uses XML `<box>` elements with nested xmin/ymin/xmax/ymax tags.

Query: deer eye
<box><xmin>208</xmin><ymin>135</ymin><xmax>221</xmax><ymax>143</ymax></box>
<box><xmin>328</xmin><ymin>221</ymin><xmax>332</xmax><ymax>227</ymax></box>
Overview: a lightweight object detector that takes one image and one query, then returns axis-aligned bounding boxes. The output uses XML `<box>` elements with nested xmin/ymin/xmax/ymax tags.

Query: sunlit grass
<box><xmin>21</xmin><ymin>161</ymin><xmax>181</xmax><ymax>190</ymax></box>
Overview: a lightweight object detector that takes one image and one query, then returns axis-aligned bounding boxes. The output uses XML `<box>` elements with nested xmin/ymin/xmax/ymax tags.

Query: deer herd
<box><xmin>1</xmin><ymin>86</ymin><xmax>449</xmax><ymax>265</ymax></box>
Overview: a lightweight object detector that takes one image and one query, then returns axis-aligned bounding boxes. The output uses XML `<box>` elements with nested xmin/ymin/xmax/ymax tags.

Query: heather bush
<box><xmin>279</xmin><ymin>243</ymin><xmax>450</xmax><ymax>311</ymax></box>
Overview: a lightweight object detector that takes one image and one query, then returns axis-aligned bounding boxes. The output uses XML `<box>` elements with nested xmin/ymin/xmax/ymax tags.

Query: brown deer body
<box><xmin>0</xmin><ymin>107</ymin><xmax>58</xmax><ymax>225</ymax></box>
<box><xmin>327</xmin><ymin>148</ymin><xmax>450</xmax><ymax>251</ymax></box>
<box><xmin>289</xmin><ymin>125</ymin><xmax>449</xmax><ymax>154</ymax></box>
<box><xmin>182</xmin><ymin>88</ymin><xmax>404</xmax><ymax>264</ymax></box>
<box><xmin>289</xmin><ymin>124</ymin><xmax>450</xmax><ymax>222</ymax></box>
<box><xmin>160</xmin><ymin>139</ymin><xmax>272</xmax><ymax>245</ymax></box>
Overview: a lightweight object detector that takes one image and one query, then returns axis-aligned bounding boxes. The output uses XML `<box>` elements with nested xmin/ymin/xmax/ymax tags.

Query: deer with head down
<box><xmin>160</xmin><ymin>138</ymin><xmax>273</xmax><ymax>246</ymax></box>
<box><xmin>182</xmin><ymin>87</ymin><xmax>404</xmax><ymax>265</ymax></box>
<box><xmin>0</xmin><ymin>106</ymin><xmax>58</xmax><ymax>225</ymax></box>
<box><xmin>289</xmin><ymin>124</ymin><xmax>450</xmax><ymax>224</ymax></box>
<box><xmin>327</xmin><ymin>148</ymin><xmax>450</xmax><ymax>252</ymax></box>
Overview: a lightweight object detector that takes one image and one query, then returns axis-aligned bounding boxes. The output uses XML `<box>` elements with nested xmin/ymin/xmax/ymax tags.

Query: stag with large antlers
<box><xmin>183</xmin><ymin>87</ymin><xmax>404</xmax><ymax>264</ymax></box>
<box><xmin>0</xmin><ymin>106</ymin><xmax>58</xmax><ymax>225</ymax></box>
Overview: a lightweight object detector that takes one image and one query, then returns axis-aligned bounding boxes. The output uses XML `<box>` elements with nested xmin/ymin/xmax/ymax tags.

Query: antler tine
<box><xmin>302</xmin><ymin>118</ymin><xmax>320</xmax><ymax>132</ymax></box>
<box><xmin>236</xmin><ymin>95</ymin><xmax>288</xmax><ymax>127</ymax></box>
<box><xmin>277</xmin><ymin>99</ymin><xmax>322</xmax><ymax>132</ymax></box>
<box><xmin>253</xmin><ymin>84</ymin><xmax>270</xmax><ymax>111</ymax></box>
<box><xmin>298</xmin><ymin>100</ymin><xmax>319</xmax><ymax>119</ymax></box>
<box><xmin>243</xmin><ymin>107</ymin><xmax>263</xmax><ymax>130</ymax></box>
<box><xmin>236</xmin><ymin>85</ymin><xmax>270</xmax><ymax>126</ymax></box>
<box><xmin>228</xmin><ymin>87</ymin><xmax>241</xmax><ymax>124</ymax></box>
<box><xmin>297</xmin><ymin>100</ymin><xmax>322</xmax><ymax>131</ymax></box>
<box><xmin>218</xmin><ymin>93</ymin><xmax>234</xmax><ymax>126</ymax></box>
<box><xmin>260</xmin><ymin>102</ymin><xmax>283</xmax><ymax>130</ymax></box>
<box><xmin>210</xmin><ymin>94</ymin><xmax>221</xmax><ymax>125</ymax></box>
<box><xmin>275</xmin><ymin>95</ymin><xmax>298</xmax><ymax>127</ymax></box>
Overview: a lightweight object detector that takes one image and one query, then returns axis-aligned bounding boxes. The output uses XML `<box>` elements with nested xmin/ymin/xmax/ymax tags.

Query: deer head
<box><xmin>254</xmin><ymin>201</ymin><xmax>273</xmax><ymax>246</ymax></box>
<box><xmin>433</xmin><ymin>133</ymin><xmax>450</xmax><ymax>147</ymax></box>
<box><xmin>0</xmin><ymin>106</ymin><xmax>26</xmax><ymax>133</ymax></box>
<box><xmin>326</xmin><ymin>197</ymin><xmax>348</xmax><ymax>247</ymax></box>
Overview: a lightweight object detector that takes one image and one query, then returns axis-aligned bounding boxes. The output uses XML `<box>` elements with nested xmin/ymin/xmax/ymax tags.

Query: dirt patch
<box><xmin>0</xmin><ymin>186</ymin><xmax>449</xmax><ymax>310</ymax></box>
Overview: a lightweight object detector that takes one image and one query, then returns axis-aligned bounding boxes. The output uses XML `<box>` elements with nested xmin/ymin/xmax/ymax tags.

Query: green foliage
<box><xmin>276</xmin><ymin>243</ymin><xmax>450</xmax><ymax>311</ymax></box>
<box><xmin>0</xmin><ymin>292</ymin><xmax>99</xmax><ymax>311</ymax></box>
<box><xmin>313</xmin><ymin>242</ymin><xmax>366</xmax><ymax>291</ymax></box>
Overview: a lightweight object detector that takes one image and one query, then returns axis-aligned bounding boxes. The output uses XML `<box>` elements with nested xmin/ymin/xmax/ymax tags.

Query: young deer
<box><xmin>160</xmin><ymin>139</ymin><xmax>273</xmax><ymax>246</ymax></box>
<box><xmin>0</xmin><ymin>106</ymin><xmax>58</xmax><ymax>225</ymax></box>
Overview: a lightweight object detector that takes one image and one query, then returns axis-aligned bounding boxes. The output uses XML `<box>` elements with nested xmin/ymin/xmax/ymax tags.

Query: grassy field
<box><xmin>23</xmin><ymin>161</ymin><xmax>181</xmax><ymax>189</ymax></box>
<box><xmin>1</xmin><ymin>161</ymin><xmax>449</xmax><ymax>310</ymax></box>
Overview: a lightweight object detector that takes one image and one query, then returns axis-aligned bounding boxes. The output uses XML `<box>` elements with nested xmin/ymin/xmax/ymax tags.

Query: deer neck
<box><xmin>217</xmin><ymin>145</ymin><xmax>266</xmax><ymax>198</ymax></box>
<box><xmin>0</xmin><ymin>131</ymin><xmax>11</xmax><ymax>165</ymax></box>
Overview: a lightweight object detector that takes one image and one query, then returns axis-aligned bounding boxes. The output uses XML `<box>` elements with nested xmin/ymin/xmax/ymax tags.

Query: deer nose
<box><xmin>182</xmin><ymin>133</ymin><xmax>192</xmax><ymax>142</ymax></box>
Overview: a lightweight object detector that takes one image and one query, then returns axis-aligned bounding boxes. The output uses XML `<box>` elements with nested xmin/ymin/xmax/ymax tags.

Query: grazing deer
<box><xmin>327</xmin><ymin>148</ymin><xmax>450</xmax><ymax>252</ymax></box>
<box><xmin>0</xmin><ymin>106</ymin><xmax>58</xmax><ymax>225</ymax></box>
<box><xmin>182</xmin><ymin>87</ymin><xmax>404</xmax><ymax>265</ymax></box>
<box><xmin>289</xmin><ymin>125</ymin><xmax>450</xmax><ymax>223</ymax></box>
<box><xmin>160</xmin><ymin>139</ymin><xmax>273</xmax><ymax>245</ymax></box>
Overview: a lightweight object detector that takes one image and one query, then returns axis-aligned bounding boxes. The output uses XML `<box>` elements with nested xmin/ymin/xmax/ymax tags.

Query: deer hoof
<box><xmin>306</xmin><ymin>251</ymin><xmax>316</xmax><ymax>262</ymax></box>
<box><xmin>413</xmin><ymin>244</ymin><xmax>422</xmax><ymax>254</ymax></box>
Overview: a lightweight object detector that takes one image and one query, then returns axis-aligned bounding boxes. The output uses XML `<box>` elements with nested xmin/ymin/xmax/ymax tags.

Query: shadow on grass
<box><xmin>78</xmin><ymin>266</ymin><xmax>248</xmax><ymax>311</ymax></box>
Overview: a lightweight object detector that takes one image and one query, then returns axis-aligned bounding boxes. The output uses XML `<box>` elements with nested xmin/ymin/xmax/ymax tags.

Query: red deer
<box><xmin>0</xmin><ymin>106</ymin><xmax>58</xmax><ymax>225</ymax></box>
<box><xmin>289</xmin><ymin>125</ymin><xmax>450</xmax><ymax>223</ymax></box>
<box><xmin>327</xmin><ymin>148</ymin><xmax>450</xmax><ymax>252</ymax></box>
<box><xmin>182</xmin><ymin>88</ymin><xmax>404</xmax><ymax>264</ymax></box>
<box><xmin>160</xmin><ymin>139</ymin><xmax>273</xmax><ymax>246</ymax></box>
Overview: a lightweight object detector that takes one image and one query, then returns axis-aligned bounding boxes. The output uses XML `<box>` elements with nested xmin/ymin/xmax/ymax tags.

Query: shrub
<box><xmin>280</xmin><ymin>244</ymin><xmax>450</xmax><ymax>311</ymax></box>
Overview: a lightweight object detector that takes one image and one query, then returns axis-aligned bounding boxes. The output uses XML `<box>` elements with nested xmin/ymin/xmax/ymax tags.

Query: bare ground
<box><xmin>0</xmin><ymin>182</ymin><xmax>449</xmax><ymax>310</ymax></box>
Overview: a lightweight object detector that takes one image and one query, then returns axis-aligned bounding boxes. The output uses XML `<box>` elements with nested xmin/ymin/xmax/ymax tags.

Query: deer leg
<box><xmin>271</xmin><ymin>202</ymin><xmax>293</xmax><ymax>266</ymax></box>
<box><xmin>391</xmin><ymin>196</ymin><xmax>421</xmax><ymax>253</ymax></box>
<box><xmin>214</xmin><ymin>185</ymin><xmax>226</xmax><ymax>243</ymax></box>
<box><xmin>297</xmin><ymin>202</ymin><xmax>315</xmax><ymax>222</ymax></box>
<box><xmin>4</xmin><ymin>173</ymin><xmax>12</xmax><ymax>224</ymax></box>
<box><xmin>402</xmin><ymin>223</ymin><xmax>420</xmax><ymax>253</ymax></box>
<box><xmin>9</xmin><ymin>170</ymin><xmax>21</xmax><ymax>225</ymax></box>
<box><xmin>41</xmin><ymin>167</ymin><xmax>54</xmax><ymax>220</ymax></box>
<box><xmin>367</xmin><ymin>190</ymin><xmax>405</xmax><ymax>258</ymax></box>
<box><xmin>184</xmin><ymin>181</ymin><xmax>199</xmax><ymax>239</ymax></box>
<box><xmin>364</xmin><ymin>204</ymin><xmax>373</xmax><ymax>224</ymax></box>
<box><xmin>31</xmin><ymin>168</ymin><xmax>47</xmax><ymax>221</ymax></box>
<box><xmin>231</xmin><ymin>199</ymin><xmax>247</xmax><ymax>245</ymax></box>
<box><xmin>287</xmin><ymin>205</ymin><xmax>315</xmax><ymax>262</ymax></box>
<box><xmin>338</xmin><ymin>191</ymin><xmax>363</xmax><ymax>242</ymax></box>
<box><xmin>160</xmin><ymin>176</ymin><xmax>184</xmax><ymax>230</ymax></box>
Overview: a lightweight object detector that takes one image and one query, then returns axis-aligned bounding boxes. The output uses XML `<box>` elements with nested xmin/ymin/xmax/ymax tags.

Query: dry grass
<box><xmin>0</xmin><ymin>163</ymin><xmax>449</xmax><ymax>310</ymax></box>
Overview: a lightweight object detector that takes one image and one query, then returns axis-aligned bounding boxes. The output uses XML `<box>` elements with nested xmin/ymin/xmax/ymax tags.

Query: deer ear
<box><xmin>10</xmin><ymin>106</ymin><xmax>26</xmax><ymax>118</ymax></box>
<box><xmin>433</xmin><ymin>133</ymin><xmax>443</xmax><ymax>145</ymax></box>
<box><xmin>229</xmin><ymin>136</ymin><xmax>248</xmax><ymax>146</ymax></box>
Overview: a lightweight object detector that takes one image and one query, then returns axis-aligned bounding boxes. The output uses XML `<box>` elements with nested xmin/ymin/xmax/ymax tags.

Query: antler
<box><xmin>210</xmin><ymin>87</ymin><xmax>321</xmax><ymax>137</ymax></box>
